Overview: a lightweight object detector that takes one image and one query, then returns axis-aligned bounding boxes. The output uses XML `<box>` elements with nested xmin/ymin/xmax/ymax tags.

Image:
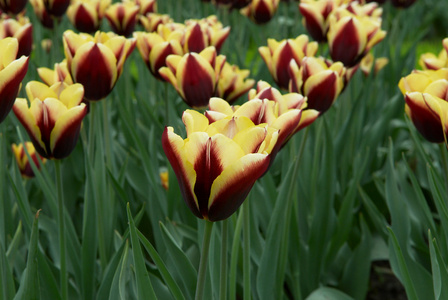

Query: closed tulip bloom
<box><xmin>30</xmin><ymin>0</ymin><xmax>56</xmax><ymax>29</ymax></box>
<box><xmin>12</xmin><ymin>142</ymin><xmax>47</xmax><ymax>178</ymax></box>
<box><xmin>43</xmin><ymin>0</ymin><xmax>71</xmax><ymax>17</ymax></box>
<box><xmin>134</xmin><ymin>30</ymin><xmax>183</xmax><ymax>80</ymax></box>
<box><xmin>184</xmin><ymin>16</ymin><xmax>230</xmax><ymax>53</ymax></box>
<box><xmin>67</xmin><ymin>0</ymin><xmax>111</xmax><ymax>33</ymax></box>
<box><xmin>0</xmin><ymin>37</ymin><xmax>29</xmax><ymax>123</ymax></box>
<box><xmin>105</xmin><ymin>2</ymin><xmax>139</xmax><ymax>37</ymax></box>
<box><xmin>288</xmin><ymin>57</ymin><xmax>344</xmax><ymax>113</ymax></box>
<box><xmin>0</xmin><ymin>16</ymin><xmax>33</xmax><ymax>57</ymax></box>
<box><xmin>259</xmin><ymin>35</ymin><xmax>318</xmax><ymax>90</ymax></box>
<box><xmin>299</xmin><ymin>0</ymin><xmax>337</xmax><ymax>42</ymax></box>
<box><xmin>240</xmin><ymin>0</ymin><xmax>280</xmax><ymax>24</ymax></box>
<box><xmin>327</xmin><ymin>9</ymin><xmax>386</xmax><ymax>67</ymax></box>
<box><xmin>248</xmin><ymin>80</ymin><xmax>319</xmax><ymax>132</ymax></box>
<box><xmin>37</xmin><ymin>60</ymin><xmax>74</xmax><ymax>86</ymax></box>
<box><xmin>139</xmin><ymin>13</ymin><xmax>172</xmax><ymax>32</ymax></box>
<box><xmin>159</xmin><ymin>46</ymin><xmax>226</xmax><ymax>108</ymax></box>
<box><xmin>215</xmin><ymin>62</ymin><xmax>255</xmax><ymax>104</ymax></box>
<box><xmin>0</xmin><ymin>0</ymin><xmax>27</xmax><ymax>15</ymax></box>
<box><xmin>129</xmin><ymin>0</ymin><xmax>156</xmax><ymax>15</ymax></box>
<box><xmin>13</xmin><ymin>82</ymin><xmax>88</xmax><ymax>159</ymax></box>
<box><xmin>162</xmin><ymin>110</ymin><xmax>278</xmax><ymax>221</ymax></box>
<box><xmin>63</xmin><ymin>30</ymin><xmax>136</xmax><ymax>101</ymax></box>
<box><xmin>398</xmin><ymin>69</ymin><xmax>448</xmax><ymax>143</ymax></box>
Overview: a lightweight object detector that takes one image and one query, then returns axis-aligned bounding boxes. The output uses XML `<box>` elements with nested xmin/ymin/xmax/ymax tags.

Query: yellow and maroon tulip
<box><xmin>37</xmin><ymin>60</ymin><xmax>74</xmax><ymax>86</ymax></box>
<box><xmin>288</xmin><ymin>56</ymin><xmax>344</xmax><ymax>113</ymax></box>
<box><xmin>0</xmin><ymin>15</ymin><xmax>33</xmax><ymax>57</ymax></box>
<box><xmin>63</xmin><ymin>30</ymin><xmax>136</xmax><ymax>101</ymax></box>
<box><xmin>134</xmin><ymin>30</ymin><xmax>183</xmax><ymax>80</ymax></box>
<box><xmin>105</xmin><ymin>2</ymin><xmax>139</xmax><ymax>37</ymax></box>
<box><xmin>215</xmin><ymin>61</ymin><xmax>255</xmax><ymax>104</ymax></box>
<box><xmin>327</xmin><ymin>9</ymin><xmax>386</xmax><ymax>67</ymax></box>
<box><xmin>398</xmin><ymin>69</ymin><xmax>448</xmax><ymax>143</ymax></box>
<box><xmin>240</xmin><ymin>0</ymin><xmax>280</xmax><ymax>24</ymax></box>
<box><xmin>67</xmin><ymin>0</ymin><xmax>111</xmax><ymax>33</ymax></box>
<box><xmin>43</xmin><ymin>0</ymin><xmax>71</xmax><ymax>17</ymax></box>
<box><xmin>0</xmin><ymin>37</ymin><xmax>29</xmax><ymax>123</ymax></box>
<box><xmin>162</xmin><ymin>109</ymin><xmax>278</xmax><ymax>221</ymax></box>
<box><xmin>259</xmin><ymin>35</ymin><xmax>318</xmax><ymax>90</ymax></box>
<box><xmin>184</xmin><ymin>16</ymin><xmax>230</xmax><ymax>54</ymax></box>
<box><xmin>13</xmin><ymin>82</ymin><xmax>88</xmax><ymax>159</ymax></box>
<box><xmin>419</xmin><ymin>39</ymin><xmax>448</xmax><ymax>71</ymax></box>
<box><xmin>299</xmin><ymin>0</ymin><xmax>338</xmax><ymax>42</ymax></box>
<box><xmin>139</xmin><ymin>13</ymin><xmax>172</xmax><ymax>32</ymax></box>
<box><xmin>159</xmin><ymin>46</ymin><xmax>226</xmax><ymax>108</ymax></box>
<box><xmin>30</xmin><ymin>0</ymin><xmax>56</xmax><ymax>29</ymax></box>
<box><xmin>12</xmin><ymin>142</ymin><xmax>47</xmax><ymax>178</ymax></box>
<box><xmin>130</xmin><ymin>0</ymin><xmax>156</xmax><ymax>15</ymax></box>
<box><xmin>359</xmin><ymin>52</ymin><xmax>388</xmax><ymax>76</ymax></box>
<box><xmin>0</xmin><ymin>0</ymin><xmax>27</xmax><ymax>15</ymax></box>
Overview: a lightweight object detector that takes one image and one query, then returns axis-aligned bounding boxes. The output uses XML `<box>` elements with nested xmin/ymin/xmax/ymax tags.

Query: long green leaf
<box><xmin>428</xmin><ymin>231</ymin><xmax>448</xmax><ymax>300</ymax></box>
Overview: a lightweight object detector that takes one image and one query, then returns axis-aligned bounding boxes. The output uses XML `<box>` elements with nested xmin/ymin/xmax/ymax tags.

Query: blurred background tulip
<box><xmin>105</xmin><ymin>2</ymin><xmax>139</xmax><ymax>37</ymax></box>
<box><xmin>139</xmin><ymin>13</ymin><xmax>172</xmax><ymax>32</ymax></box>
<box><xmin>359</xmin><ymin>52</ymin><xmax>388</xmax><ymax>76</ymax></box>
<box><xmin>184</xmin><ymin>16</ymin><xmax>230</xmax><ymax>53</ymax></box>
<box><xmin>0</xmin><ymin>0</ymin><xmax>27</xmax><ymax>15</ymax></box>
<box><xmin>214</xmin><ymin>61</ymin><xmax>255</xmax><ymax>104</ymax></box>
<box><xmin>419</xmin><ymin>38</ymin><xmax>448</xmax><ymax>71</ymax></box>
<box><xmin>43</xmin><ymin>0</ymin><xmax>71</xmax><ymax>17</ymax></box>
<box><xmin>13</xmin><ymin>82</ymin><xmax>88</xmax><ymax>159</ymax></box>
<box><xmin>11</xmin><ymin>142</ymin><xmax>47</xmax><ymax>178</ymax></box>
<box><xmin>67</xmin><ymin>0</ymin><xmax>111</xmax><ymax>33</ymax></box>
<box><xmin>30</xmin><ymin>0</ymin><xmax>56</xmax><ymax>28</ymax></box>
<box><xmin>0</xmin><ymin>37</ymin><xmax>29</xmax><ymax>123</ymax></box>
<box><xmin>299</xmin><ymin>0</ymin><xmax>337</xmax><ymax>43</ymax></box>
<box><xmin>240</xmin><ymin>0</ymin><xmax>280</xmax><ymax>24</ymax></box>
<box><xmin>0</xmin><ymin>15</ymin><xmax>33</xmax><ymax>57</ymax></box>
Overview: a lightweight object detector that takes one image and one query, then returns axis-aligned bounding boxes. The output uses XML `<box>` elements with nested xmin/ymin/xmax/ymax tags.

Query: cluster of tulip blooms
<box><xmin>399</xmin><ymin>38</ymin><xmax>448</xmax><ymax>145</ymax></box>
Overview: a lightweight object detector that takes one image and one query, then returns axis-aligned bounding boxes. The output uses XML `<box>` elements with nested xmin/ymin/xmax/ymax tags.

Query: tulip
<box><xmin>105</xmin><ymin>2</ymin><xmax>139</xmax><ymax>37</ymax></box>
<box><xmin>162</xmin><ymin>109</ymin><xmax>278</xmax><ymax>221</ymax></box>
<box><xmin>298</xmin><ymin>0</ymin><xmax>338</xmax><ymax>42</ymax></box>
<box><xmin>30</xmin><ymin>0</ymin><xmax>56</xmax><ymax>29</ymax></box>
<box><xmin>160</xmin><ymin>169</ymin><xmax>168</xmax><ymax>190</ymax></box>
<box><xmin>63</xmin><ymin>30</ymin><xmax>136</xmax><ymax>101</ymax></box>
<box><xmin>159</xmin><ymin>46</ymin><xmax>226</xmax><ymax>108</ymax></box>
<box><xmin>67</xmin><ymin>0</ymin><xmax>111</xmax><ymax>33</ymax></box>
<box><xmin>13</xmin><ymin>82</ymin><xmax>87</xmax><ymax>159</ymax></box>
<box><xmin>37</xmin><ymin>60</ymin><xmax>74</xmax><ymax>86</ymax></box>
<box><xmin>184</xmin><ymin>16</ymin><xmax>230</xmax><ymax>53</ymax></box>
<box><xmin>240</xmin><ymin>0</ymin><xmax>280</xmax><ymax>24</ymax></box>
<box><xmin>0</xmin><ymin>37</ymin><xmax>29</xmax><ymax>123</ymax></box>
<box><xmin>128</xmin><ymin>0</ymin><xmax>156</xmax><ymax>16</ymax></box>
<box><xmin>327</xmin><ymin>9</ymin><xmax>386</xmax><ymax>67</ymax></box>
<box><xmin>359</xmin><ymin>52</ymin><xmax>388</xmax><ymax>76</ymax></box>
<box><xmin>398</xmin><ymin>69</ymin><xmax>448</xmax><ymax>143</ymax></box>
<box><xmin>248</xmin><ymin>80</ymin><xmax>319</xmax><ymax>132</ymax></box>
<box><xmin>12</xmin><ymin>142</ymin><xmax>47</xmax><ymax>178</ymax></box>
<box><xmin>134</xmin><ymin>30</ymin><xmax>183</xmax><ymax>80</ymax></box>
<box><xmin>0</xmin><ymin>15</ymin><xmax>33</xmax><ymax>57</ymax></box>
<box><xmin>288</xmin><ymin>57</ymin><xmax>344</xmax><ymax>113</ymax></box>
<box><xmin>390</xmin><ymin>0</ymin><xmax>416</xmax><ymax>8</ymax></box>
<box><xmin>43</xmin><ymin>0</ymin><xmax>71</xmax><ymax>17</ymax></box>
<box><xmin>344</xmin><ymin>1</ymin><xmax>382</xmax><ymax>18</ymax></box>
<box><xmin>259</xmin><ymin>34</ymin><xmax>318</xmax><ymax>90</ymax></box>
<box><xmin>41</xmin><ymin>38</ymin><xmax>52</xmax><ymax>53</ymax></box>
<box><xmin>419</xmin><ymin>39</ymin><xmax>448</xmax><ymax>71</ymax></box>
<box><xmin>0</xmin><ymin>0</ymin><xmax>27</xmax><ymax>15</ymax></box>
<box><xmin>139</xmin><ymin>13</ymin><xmax>172</xmax><ymax>32</ymax></box>
<box><xmin>215</xmin><ymin>61</ymin><xmax>255</xmax><ymax>104</ymax></box>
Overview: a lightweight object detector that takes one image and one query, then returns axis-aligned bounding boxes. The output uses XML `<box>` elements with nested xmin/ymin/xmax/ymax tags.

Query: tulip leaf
<box><xmin>305</xmin><ymin>287</ymin><xmax>354</xmax><ymax>300</ymax></box>
<box><xmin>0</xmin><ymin>240</ymin><xmax>15</xmax><ymax>300</ymax></box>
<box><xmin>126</xmin><ymin>203</ymin><xmax>158</xmax><ymax>300</ymax></box>
<box><xmin>428</xmin><ymin>231</ymin><xmax>448</xmax><ymax>300</ymax></box>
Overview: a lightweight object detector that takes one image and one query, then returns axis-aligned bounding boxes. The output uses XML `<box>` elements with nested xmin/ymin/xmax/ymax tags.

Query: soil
<box><xmin>366</xmin><ymin>260</ymin><xmax>407</xmax><ymax>300</ymax></box>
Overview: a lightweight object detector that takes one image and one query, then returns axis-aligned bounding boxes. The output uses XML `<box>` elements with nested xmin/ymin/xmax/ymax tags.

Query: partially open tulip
<box><xmin>63</xmin><ymin>30</ymin><xmax>136</xmax><ymax>101</ymax></box>
<box><xmin>134</xmin><ymin>30</ymin><xmax>183</xmax><ymax>80</ymax></box>
<box><xmin>162</xmin><ymin>109</ymin><xmax>278</xmax><ymax>221</ymax></box>
<box><xmin>184</xmin><ymin>16</ymin><xmax>231</xmax><ymax>53</ymax></box>
<box><xmin>259</xmin><ymin>35</ymin><xmax>318</xmax><ymax>90</ymax></box>
<box><xmin>398</xmin><ymin>69</ymin><xmax>448</xmax><ymax>143</ymax></box>
<box><xmin>139</xmin><ymin>13</ymin><xmax>172</xmax><ymax>32</ymax></box>
<box><xmin>299</xmin><ymin>0</ymin><xmax>338</xmax><ymax>42</ymax></box>
<box><xmin>12</xmin><ymin>142</ymin><xmax>47</xmax><ymax>178</ymax></box>
<box><xmin>129</xmin><ymin>0</ymin><xmax>156</xmax><ymax>15</ymax></box>
<box><xmin>419</xmin><ymin>39</ymin><xmax>448</xmax><ymax>71</ymax></box>
<box><xmin>240</xmin><ymin>0</ymin><xmax>280</xmax><ymax>24</ymax></box>
<box><xmin>0</xmin><ymin>15</ymin><xmax>33</xmax><ymax>57</ymax></box>
<box><xmin>288</xmin><ymin>56</ymin><xmax>344</xmax><ymax>113</ymax></box>
<box><xmin>43</xmin><ymin>0</ymin><xmax>71</xmax><ymax>17</ymax></box>
<box><xmin>13</xmin><ymin>82</ymin><xmax>88</xmax><ymax>159</ymax></box>
<box><xmin>215</xmin><ymin>62</ymin><xmax>255</xmax><ymax>104</ymax></box>
<box><xmin>67</xmin><ymin>0</ymin><xmax>111</xmax><ymax>33</ymax></box>
<box><xmin>0</xmin><ymin>0</ymin><xmax>27</xmax><ymax>15</ymax></box>
<box><xmin>0</xmin><ymin>37</ymin><xmax>29</xmax><ymax>123</ymax></box>
<box><xmin>105</xmin><ymin>2</ymin><xmax>139</xmax><ymax>37</ymax></box>
<box><xmin>37</xmin><ymin>60</ymin><xmax>74</xmax><ymax>86</ymax></box>
<box><xmin>327</xmin><ymin>9</ymin><xmax>386</xmax><ymax>67</ymax></box>
<box><xmin>159</xmin><ymin>46</ymin><xmax>226</xmax><ymax>108</ymax></box>
<box><xmin>30</xmin><ymin>0</ymin><xmax>56</xmax><ymax>29</ymax></box>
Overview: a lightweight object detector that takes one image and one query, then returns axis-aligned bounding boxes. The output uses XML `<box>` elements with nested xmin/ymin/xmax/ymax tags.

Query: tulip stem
<box><xmin>439</xmin><ymin>143</ymin><xmax>448</xmax><ymax>195</ymax></box>
<box><xmin>219</xmin><ymin>219</ymin><xmax>228</xmax><ymax>300</ymax></box>
<box><xmin>164</xmin><ymin>83</ymin><xmax>169</xmax><ymax>125</ymax></box>
<box><xmin>102</xmin><ymin>100</ymin><xmax>113</xmax><ymax>171</ymax></box>
<box><xmin>55</xmin><ymin>160</ymin><xmax>68</xmax><ymax>300</ymax></box>
<box><xmin>229</xmin><ymin>210</ymin><xmax>244</xmax><ymax>300</ymax></box>
<box><xmin>243</xmin><ymin>199</ymin><xmax>251</xmax><ymax>300</ymax></box>
<box><xmin>195</xmin><ymin>221</ymin><xmax>214</xmax><ymax>300</ymax></box>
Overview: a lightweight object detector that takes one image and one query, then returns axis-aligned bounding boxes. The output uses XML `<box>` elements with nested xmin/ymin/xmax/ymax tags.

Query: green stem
<box><xmin>102</xmin><ymin>100</ymin><xmax>113</xmax><ymax>171</ymax></box>
<box><xmin>229</xmin><ymin>211</ymin><xmax>244</xmax><ymax>300</ymax></box>
<box><xmin>0</xmin><ymin>129</ymin><xmax>5</xmax><ymax>248</ymax></box>
<box><xmin>243</xmin><ymin>200</ymin><xmax>250</xmax><ymax>300</ymax></box>
<box><xmin>165</xmin><ymin>83</ymin><xmax>169</xmax><ymax>125</ymax></box>
<box><xmin>439</xmin><ymin>143</ymin><xmax>448</xmax><ymax>195</ymax></box>
<box><xmin>195</xmin><ymin>221</ymin><xmax>214</xmax><ymax>300</ymax></box>
<box><xmin>55</xmin><ymin>160</ymin><xmax>67</xmax><ymax>300</ymax></box>
<box><xmin>88</xmin><ymin>102</ymin><xmax>96</xmax><ymax>163</ymax></box>
<box><xmin>219</xmin><ymin>219</ymin><xmax>228</xmax><ymax>300</ymax></box>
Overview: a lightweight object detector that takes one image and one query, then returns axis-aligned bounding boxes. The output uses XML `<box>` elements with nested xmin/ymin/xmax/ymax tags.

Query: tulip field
<box><xmin>2</xmin><ymin>0</ymin><xmax>448</xmax><ymax>299</ymax></box>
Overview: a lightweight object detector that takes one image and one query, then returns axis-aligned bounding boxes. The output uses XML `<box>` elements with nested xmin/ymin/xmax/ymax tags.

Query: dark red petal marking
<box><xmin>330</xmin><ymin>18</ymin><xmax>362</xmax><ymax>67</ymax></box>
<box><xmin>252</xmin><ymin>1</ymin><xmax>274</xmax><ymax>24</ymax></box>
<box><xmin>52</xmin><ymin>107</ymin><xmax>87</xmax><ymax>159</ymax></box>
<box><xmin>74</xmin><ymin>6</ymin><xmax>98</xmax><ymax>33</ymax></box>
<box><xmin>299</xmin><ymin>6</ymin><xmax>327</xmax><ymax>42</ymax></box>
<box><xmin>186</xmin><ymin>23</ymin><xmax>206</xmax><ymax>53</ymax></box>
<box><xmin>181</xmin><ymin>55</ymin><xmax>215</xmax><ymax>108</ymax></box>
<box><xmin>274</xmin><ymin>44</ymin><xmax>295</xmax><ymax>90</ymax></box>
<box><xmin>306</xmin><ymin>73</ymin><xmax>337</xmax><ymax>113</ymax></box>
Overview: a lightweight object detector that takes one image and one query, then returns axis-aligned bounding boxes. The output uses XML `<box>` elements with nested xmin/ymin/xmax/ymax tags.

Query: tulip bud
<box><xmin>0</xmin><ymin>15</ymin><xmax>33</xmax><ymax>57</ymax></box>
<box><xmin>159</xmin><ymin>46</ymin><xmax>226</xmax><ymax>108</ymax></box>
<box><xmin>130</xmin><ymin>0</ymin><xmax>156</xmax><ymax>15</ymax></box>
<box><xmin>105</xmin><ymin>2</ymin><xmax>139</xmax><ymax>37</ymax></box>
<box><xmin>139</xmin><ymin>13</ymin><xmax>172</xmax><ymax>32</ymax></box>
<box><xmin>240</xmin><ymin>0</ymin><xmax>280</xmax><ymax>24</ymax></box>
<box><xmin>0</xmin><ymin>37</ymin><xmax>29</xmax><ymax>123</ymax></box>
<box><xmin>67</xmin><ymin>0</ymin><xmax>111</xmax><ymax>33</ymax></box>
<box><xmin>63</xmin><ymin>30</ymin><xmax>136</xmax><ymax>101</ymax></box>
<box><xmin>162</xmin><ymin>110</ymin><xmax>278</xmax><ymax>221</ymax></box>
<box><xmin>43</xmin><ymin>0</ymin><xmax>71</xmax><ymax>17</ymax></box>
<box><xmin>12</xmin><ymin>142</ymin><xmax>47</xmax><ymax>178</ymax></box>
<box><xmin>13</xmin><ymin>82</ymin><xmax>88</xmax><ymax>159</ymax></box>
<box><xmin>299</xmin><ymin>0</ymin><xmax>337</xmax><ymax>42</ymax></box>
<box><xmin>160</xmin><ymin>169</ymin><xmax>168</xmax><ymax>190</ymax></box>
<box><xmin>30</xmin><ymin>0</ymin><xmax>56</xmax><ymax>29</ymax></box>
<box><xmin>184</xmin><ymin>16</ymin><xmax>230</xmax><ymax>53</ymax></box>
<box><xmin>359</xmin><ymin>52</ymin><xmax>388</xmax><ymax>76</ymax></box>
<box><xmin>0</xmin><ymin>0</ymin><xmax>27</xmax><ymax>15</ymax></box>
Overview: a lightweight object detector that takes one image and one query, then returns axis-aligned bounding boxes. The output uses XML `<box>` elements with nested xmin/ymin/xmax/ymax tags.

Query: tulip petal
<box><xmin>182</xmin><ymin>109</ymin><xmax>210</xmax><ymax>136</ymax></box>
<box><xmin>303</xmin><ymin>70</ymin><xmax>340</xmax><ymax>113</ymax></box>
